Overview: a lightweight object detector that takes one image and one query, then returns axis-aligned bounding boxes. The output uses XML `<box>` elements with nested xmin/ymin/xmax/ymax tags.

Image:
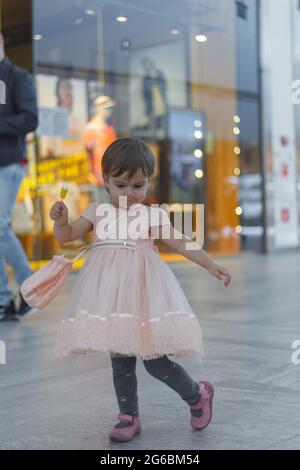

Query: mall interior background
<box><xmin>0</xmin><ymin>0</ymin><xmax>299</xmax><ymax>264</ymax></box>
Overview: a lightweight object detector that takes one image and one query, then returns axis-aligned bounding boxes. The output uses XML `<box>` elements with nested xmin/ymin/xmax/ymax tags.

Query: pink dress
<box><xmin>53</xmin><ymin>203</ymin><xmax>204</xmax><ymax>362</ymax></box>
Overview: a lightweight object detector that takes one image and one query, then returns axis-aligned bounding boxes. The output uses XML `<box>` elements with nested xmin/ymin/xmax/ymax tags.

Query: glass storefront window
<box><xmin>1</xmin><ymin>0</ymin><xmax>262</xmax><ymax>263</ymax></box>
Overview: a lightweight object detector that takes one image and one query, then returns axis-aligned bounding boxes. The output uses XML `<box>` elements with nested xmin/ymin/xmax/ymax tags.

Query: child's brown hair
<box><xmin>102</xmin><ymin>138</ymin><xmax>155</xmax><ymax>180</ymax></box>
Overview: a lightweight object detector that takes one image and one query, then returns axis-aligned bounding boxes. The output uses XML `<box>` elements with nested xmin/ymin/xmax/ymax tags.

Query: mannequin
<box><xmin>82</xmin><ymin>95</ymin><xmax>117</xmax><ymax>189</ymax></box>
<box><xmin>142</xmin><ymin>58</ymin><xmax>167</xmax><ymax>135</ymax></box>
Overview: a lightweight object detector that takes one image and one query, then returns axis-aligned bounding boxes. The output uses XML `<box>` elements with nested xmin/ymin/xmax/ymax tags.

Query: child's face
<box><xmin>104</xmin><ymin>169</ymin><xmax>149</xmax><ymax>209</ymax></box>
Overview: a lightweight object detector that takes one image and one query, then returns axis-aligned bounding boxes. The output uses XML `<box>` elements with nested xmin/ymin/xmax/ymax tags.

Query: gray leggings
<box><xmin>110</xmin><ymin>353</ymin><xmax>200</xmax><ymax>417</ymax></box>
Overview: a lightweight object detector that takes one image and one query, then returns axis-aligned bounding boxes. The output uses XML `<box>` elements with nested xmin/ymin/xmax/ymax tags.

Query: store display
<box><xmin>36</xmin><ymin>74</ymin><xmax>87</xmax><ymax>158</ymax></box>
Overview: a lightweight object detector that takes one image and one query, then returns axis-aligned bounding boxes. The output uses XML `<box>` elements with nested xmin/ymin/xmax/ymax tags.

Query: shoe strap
<box><xmin>118</xmin><ymin>413</ymin><xmax>135</xmax><ymax>424</ymax></box>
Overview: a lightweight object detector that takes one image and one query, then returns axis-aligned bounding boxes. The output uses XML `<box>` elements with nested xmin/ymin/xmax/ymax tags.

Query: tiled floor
<box><xmin>1</xmin><ymin>252</ymin><xmax>300</xmax><ymax>450</ymax></box>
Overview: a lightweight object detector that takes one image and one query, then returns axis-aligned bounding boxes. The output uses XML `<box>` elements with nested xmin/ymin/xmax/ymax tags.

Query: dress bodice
<box><xmin>82</xmin><ymin>202</ymin><xmax>170</xmax><ymax>254</ymax></box>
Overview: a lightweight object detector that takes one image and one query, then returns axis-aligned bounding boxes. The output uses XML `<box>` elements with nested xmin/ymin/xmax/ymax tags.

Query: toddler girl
<box><xmin>50</xmin><ymin>138</ymin><xmax>231</xmax><ymax>443</ymax></box>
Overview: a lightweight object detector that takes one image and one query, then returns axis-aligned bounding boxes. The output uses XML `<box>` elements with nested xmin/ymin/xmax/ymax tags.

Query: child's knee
<box><xmin>111</xmin><ymin>355</ymin><xmax>136</xmax><ymax>376</ymax></box>
<box><xmin>143</xmin><ymin>355</ymin><xmax>171</xmax><ymax>378</ymax></box>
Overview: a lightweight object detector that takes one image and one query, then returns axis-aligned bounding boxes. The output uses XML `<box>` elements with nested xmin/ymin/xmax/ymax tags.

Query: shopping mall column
<box><xmin>0</xmin><ymin>31</ymin><xmax>38</xmax><ymax>320</ymax></box>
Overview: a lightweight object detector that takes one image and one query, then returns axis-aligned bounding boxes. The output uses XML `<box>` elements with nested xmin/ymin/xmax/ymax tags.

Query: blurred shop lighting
<box><xmin>194</xmin><ymin>120</ymin><xmax>202</xmax><ymax>128</ymax></box>
<box><xmin>170</xmin><ymin>29</ymin><xmax>180</xmax><ymax>35</ymax></box>
<box><xmin>121</xmin><ymin>39</ymin><xmax>131</xmax><ymax>53</ymax></box>
<box><xmin>194</xmin><ymin>130</ymin><xmax>203</xmax><ymax>139</ymax></box>
<box><xmin>222</xmin><ymin>226</ymin><xmax>234</xmax><ymax>237</ymax></box>
<box><xmin>85</xmin><ymin>9</ymin><xmax>96</xmax><ymax>16</ymax></box>
<box><xmin>194</xmin><ymin>149</ymin><xmax>203</xmax><ymax>158</ymax></box>
<box><xmin>195</xmin><ymin>170</ymin><xmax>204</xmax><ymax>179</ymax></box>
<box><xmin>233</xmin><ymin>115</ymin><xmax>240</xmax><ymax>123</ymax></box>
<box><xmin>240</xmin><ymin>226</ymin><xmax>264</xmax><ymax>236</ymax></box>
<box><xmin>234</xmin><ymin>146</ymin><xmax>241</xmax><ymax>155</ymax></box>
<box><xmin>233</xmin><ymin>127</ymin><xmax>240</xmax><ymax>135</ymax></box>
<box><xmin>33</xmin><ymin>34</ymin><xmax>43</xmax><ymax>41</ymax></box>
<box><xmin>116</xmin><ymin>16</ymin><xmax>128</xmax><ymax>23</ymax></box>
<box><xmin>235</xmin><ymin>207</ymin><xmax>243</xmax><ymax>216</ymax></box>
<box><xmin>195</xmin><ymin>34</ymin><xmax>207</xmax><ymax>43</ymax></box>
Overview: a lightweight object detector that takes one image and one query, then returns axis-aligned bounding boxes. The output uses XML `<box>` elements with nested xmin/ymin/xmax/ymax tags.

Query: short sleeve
<box><xmin>81</xmin><ymin>203</ymin><xmax>97</xmax><ymax>225</ymax></box>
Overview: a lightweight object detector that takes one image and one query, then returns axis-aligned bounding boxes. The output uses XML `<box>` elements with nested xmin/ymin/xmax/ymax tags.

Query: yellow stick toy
<box><xmin>60</xmin><ymin>183</ymin><xmax>69</xmax><ymax>200</ymax></box>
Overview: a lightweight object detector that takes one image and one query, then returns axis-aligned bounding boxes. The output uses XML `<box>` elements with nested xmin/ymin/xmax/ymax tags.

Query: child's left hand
<box><xmin>208</xmin><ymin>263</ymin><xmax>231</xmax><ymax>287</ymax></box>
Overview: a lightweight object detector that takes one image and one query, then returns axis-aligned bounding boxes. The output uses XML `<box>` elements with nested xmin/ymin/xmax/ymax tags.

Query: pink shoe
<box><xmin>189</xmin><ymin>381</ymin><xmax>214</xmax><ymax>430</ymax></box>
<box><xmin>109</xmin><ymin>413</ymin><xmax>141</xmax><ymax>442</ymax></box>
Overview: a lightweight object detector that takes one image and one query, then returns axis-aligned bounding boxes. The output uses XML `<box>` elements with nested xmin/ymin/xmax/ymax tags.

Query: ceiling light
<box><xmin>116</xmin><ymin>16</ymin><xmax>127</xmax><ymax>22</ymax></box>
<box><xmin>195</xmin><ymin>34</ymin><xmax>207</xmax><ymax>43</ymax></box>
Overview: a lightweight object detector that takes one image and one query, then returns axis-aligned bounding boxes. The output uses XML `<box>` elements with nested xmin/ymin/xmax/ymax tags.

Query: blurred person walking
<box><xmin>0</xmin><ymin>32</ymin><xmax>38</xmax><ymax>321</ymax></box>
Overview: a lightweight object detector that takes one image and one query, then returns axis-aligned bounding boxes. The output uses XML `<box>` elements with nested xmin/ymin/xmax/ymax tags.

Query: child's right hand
<box><xmin>50</xmin><ymin>201</ymin><xmax>68</xmax><ymax>225</ymax></box>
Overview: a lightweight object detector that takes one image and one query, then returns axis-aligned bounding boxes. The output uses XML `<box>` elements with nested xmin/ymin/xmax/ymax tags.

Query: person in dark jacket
<box><xmin>0</xmin><ymin>32</ymin><xmax>39</xmax><ymax>320</ymax></box>
<box><xmin>142</xmin><ymin>57</ymin><xmax>167</xmax><ymax>135</ymax></box>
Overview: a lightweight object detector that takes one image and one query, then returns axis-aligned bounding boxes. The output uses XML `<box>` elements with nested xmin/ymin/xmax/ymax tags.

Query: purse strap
<box><xmin>71</xmin><ymin>243</ymin><xmax>94</xmax><ymax>263</ymax></box>
<box><xmin>69</xmin><ymin>209</ymin><xmax>129</xmax><ymax>264</ymax></box>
